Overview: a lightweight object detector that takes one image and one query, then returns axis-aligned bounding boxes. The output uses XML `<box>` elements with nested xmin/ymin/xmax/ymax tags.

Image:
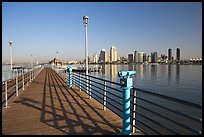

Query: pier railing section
<box><xmin>2</xmin><ymin>66</ymin><xmax>44</xmax><ymax>109</ymax></box>
<box><xmin>54</xmin><ymin>68</ymin><xmax>202</xmax><ymax>135</ymax></box>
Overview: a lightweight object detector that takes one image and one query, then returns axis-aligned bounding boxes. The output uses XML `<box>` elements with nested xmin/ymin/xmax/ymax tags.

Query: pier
<box><xmin>2</xmin><ymin>68</ymin><xmax>122</xmax><ymax>135</ymax></box>
<box><xmin>2</xmin><ymin>66</ymin><xmax>202</xmax><ymax>135</ymax></box>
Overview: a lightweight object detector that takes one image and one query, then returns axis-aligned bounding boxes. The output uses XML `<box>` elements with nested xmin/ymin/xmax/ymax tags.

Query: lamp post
<box><xmin>56</xmin><ymin>51</ymin><xmax>59</xmax><ymax>59</ymax></box>
<box><xmin>9</xmin><ymin>41</ymin><xmax>13</xmax><ymax>71</ymax></box>
<box><xmin>83</xmin><ymin>15</ymin><xmax>89</xmax><ymax>93</ymax></box>
<box><xmin>31</xmin><ymin>54</ymin><xmax>33</xmax><ymax>70</ymax></box>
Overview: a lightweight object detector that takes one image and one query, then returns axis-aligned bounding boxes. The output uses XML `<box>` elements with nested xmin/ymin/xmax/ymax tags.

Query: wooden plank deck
<box><xmin>2</xmin><ymin>68</ymin><xmax>122</xmax><ymax>135</ymax></box>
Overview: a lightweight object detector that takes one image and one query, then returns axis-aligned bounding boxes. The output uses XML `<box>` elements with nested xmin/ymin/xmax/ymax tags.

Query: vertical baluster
<box><xmin>16</xmin><ymin>77</ymin><xmax>18</xmax><ymax>96</ymax></box>
<box><xmin>32</xmin><ymin>70</ymin><xmax>34</xmax><ymax>80</ymax></box>
<box><xmin>72</xmin><ymin>72</ymin><xmax>74</xmax><ymax>86</ymax></box>
<box><xmin>79</xmin><ymin>73</ymin><xmax>81</xmax><ymax>91</ymax></box>
<box><xmin>30</xmin><ymin>71</ymin><xmax>31</xmax><ymax>82</ymax></box>
<box><xmin>27</xmin><ymin>72</ymin><xmax>29</xmax><ymax>86</ymax></box>
<box><xmin>5</xmin><ymin>82</ymin><xmax>8</xmax><ymax>108</ymax></box>
<box><xmin>89</xmin><ymin>76</ymin><xmax>91</xmax><ymax>99</ymax></box>
<box><xmin>132</xmin><ymin>88</ymin><xmax>137</xmax><ymax>133</ymax></box>
<box><xmin>22</xmin><ymin>70</ymin><xmax>24</xmax><ymax>90</ymax></box>
<box><xmin>86</xmin><ymin>74</ymin><xmax>88</xmax><ymax>93</ymax></box>
<box><xmin>103</xmin><ymin>81</ymin><xmax>107</xmax><ymax>110</ymax></box>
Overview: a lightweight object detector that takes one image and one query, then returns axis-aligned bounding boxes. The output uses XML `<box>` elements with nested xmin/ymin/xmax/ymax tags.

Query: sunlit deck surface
<box><xmin>2</xmin><ymin>68</ymin><xmax>122</xmax><ymax>135</ymax></box>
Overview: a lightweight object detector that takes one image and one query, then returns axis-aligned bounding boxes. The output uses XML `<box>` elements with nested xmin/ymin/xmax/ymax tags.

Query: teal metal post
<box><xmin>118</xmin><ymin>70</ymin><xmax>136</xmax><ymax>135</ymax></box>
<box><xmin>67</xmin><ymin>65</ymin><xmax>73</xmax><ymax>88</ymax></box>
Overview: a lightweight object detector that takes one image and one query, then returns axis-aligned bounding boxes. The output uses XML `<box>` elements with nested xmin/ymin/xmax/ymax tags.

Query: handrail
<box><xmin>132</xmin><ymin>87</ymin><xmax>202</xmax><ymax>109</ymax></box>
<box><xmin>54</xmin><ymin>69</ymin><xmax>202</xmax><ymax>135</ymax></box>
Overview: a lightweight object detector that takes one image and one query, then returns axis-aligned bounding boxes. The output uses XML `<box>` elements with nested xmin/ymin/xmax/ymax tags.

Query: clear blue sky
<box><xmin>2</xmin><ymin>2</ymin><xmax>202</xmax><ymax>64</ymax></box>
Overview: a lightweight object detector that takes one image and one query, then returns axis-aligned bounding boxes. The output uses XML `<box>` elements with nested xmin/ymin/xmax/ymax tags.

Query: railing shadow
<box><xmin>51</xmin><ymin>69</ymin><xmax>120</xmax><ymax>134</ymax></box>
<box><xmin>16</xmin><ymin>68</ymin><xmax>119</xmax><ymax>134</ymax></box>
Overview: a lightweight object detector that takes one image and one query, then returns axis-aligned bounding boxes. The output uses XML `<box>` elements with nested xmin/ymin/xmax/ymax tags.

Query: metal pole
<box><xmin>9</xmin><ymin>42</ymin><xmax>13</xmax><ymax>71</ymax></box>
<box><xmin>16</xmin><ymin>77</ymin><xmax>18</xmax><ymax>96</ymax></box>
<box><xmin>22</xmin><ymin>71</ymin><xmax>24</xmax><ymax>90</ymax></box>
<box><xmin>85</xmin><ymin>24</ymin><xmax>89</xmax><ymax>94</ymax></box>
<box><xmin>132</xmin><ymin>88</ymin><xmax>137</xmax><ymax>133</ymax></box>
<box><xmin>5</xmin><ymin>82</ymin><xmax>8</xmax><ymax>108</ymax></box>
<box><xmin>79</xmin><ymin>73</ymin><xmax>81</xmax><ymax>91</ymax></box>
<box><xmin>31</xmin><ymin>55</ymin><xmax>33</xmax><ymax>70</ymax></box>
<box><xmin>68</xmin><ymin>68</ymin><xmax>72</xmax><ymax>88</ymax></box>
<box><xmin>89</xmin><ymin>77</ymin><xmax>91</xmax><ymax>99</ymax></box>
<box><xmin>85</xmin><ymin>24</ymin><xmax>88</xmax><ymax>79</ymax></box>
<box><xmin>103</xmin><ymin>81</ymin><xmax>107</xmax><ymax>110</ymax></box>
<box><xmin>30</xmin><ymin>71</ymin><xmax>31</xmax><ymax>82</ymax></box>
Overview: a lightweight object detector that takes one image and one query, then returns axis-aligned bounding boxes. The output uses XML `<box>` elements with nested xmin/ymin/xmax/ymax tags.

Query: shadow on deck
<box><xmin>2</xmin><ymin>68</ymin><xmax>122</xmax><ymax>135</ymax></box>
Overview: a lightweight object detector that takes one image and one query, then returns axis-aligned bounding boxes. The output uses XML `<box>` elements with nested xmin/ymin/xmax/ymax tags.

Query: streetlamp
<box><xmin>9</xmin><ymin>41</ymin><xmax>13</xmax><ymax>71</ymax></box>
<box><xmin>83</xmin><ymin>15</ymin><xmax>89</xmax><ymax>75</ymax></box>
<box><xmin>56</xmin><ymin>51</ymin><xmax>59</xmax><ymax>59</ymax></box>
<box><xmin>31</xmin><ymin>54</ymin><xmax>33</xmax><ymax>70</ymax></box>
<box><xmin>83</xmin><ymin>15</ymin><xmax>89</xmax><ymax>93</ymax></box>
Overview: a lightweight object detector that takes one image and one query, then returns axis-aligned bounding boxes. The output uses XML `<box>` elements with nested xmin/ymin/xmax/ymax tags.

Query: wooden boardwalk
<box><xmin>2</xmin><ymin>68</ymin><xmax>122</xmax><ymax>135</ymax></box>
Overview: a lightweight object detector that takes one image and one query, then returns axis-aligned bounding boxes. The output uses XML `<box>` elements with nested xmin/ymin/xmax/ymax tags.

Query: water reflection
<box><xmin>128</xmin><ymin>64</ymin><xmax>134</xmax><ymax>71</ymax></box>
<box><xmin>168</xmin><ymin>65</ymin><xmax>171</xmax><ymax>85</ymax></box>
<box><xmin>150</xmin><ymin>65</ymin><xmax>158</xmax><ymax>80</ymax></box>
<box><xmin>176</xmin><ymin>65</ymin><xmax>180</xmax><ymax>85</ymax></box>
<box><xmin>101</xmin><ymin>64</ymin><xmax>106</xmax><ymax>76</ymax></box>
<box><xmin>110</xmin><ymin>64</ymin><xmax>117</xmax><ymax>82</ymax></box>
<box><xmin>138</xmin><ymin>64</ymin><xmax>144</xmax><ymax>79</ymax></box>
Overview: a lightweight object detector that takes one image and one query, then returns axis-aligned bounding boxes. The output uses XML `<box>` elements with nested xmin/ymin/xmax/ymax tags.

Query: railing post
<box><xmin>72</xmin><ymin>72</ymin><xmax>75</xmax><ymax>86</ymax></box>
<box><xmin>16</xmin><ymin>76</ymin><xmax>18</xmax><ymax>96</ymax></box>
<box><xmin>89</xmin><ymin>76</ymin><xmax>91</xmax><ymax>99</ymax></box>
<box><xmin>118</xmin><ymin>70</ymin><xmax>136</xmax><ymax>135</ymax></box>
<box><xmin>86</xmin><ymin>74</ymin><xmax>88</xmax><ymax>93</ymax></box>
<box><xmin>103</xmin><ymin>81</ymin><xmax>107</xmax><ymax>110</ymax></box>
<box><xmin>79</xmin><ymin>73</ymin><xmax>81</xmax><ymax>91</ymax></box>
<box><xmin>67</xmin><ymin>65</ymin><xmax>73</xmax><ymax>88</ymax></box>
<box><xmin>22</xmin><ymin>71</ymin><xmax>25</xmax><ymax>90</ymax></box>
<box><xmin>27</xmin><ymin>73</ymin><xmax>29</xmax><ymax>86</ymax></box>
<box><xmin>5</xmin><ymin>82</ymin><xmax>8</xmax><ymax>108</ymax></box>
<box><xmin>132</xmin><ymin>88</ymin><xmax>137</xmax><ymax>133</ymax></box>
<box><xmin>32</xmin><ymin>70</ymin><xmax>34</xmax><ymax>80</ymax></box>
<box><xmin>30</xmin><ymin>71</ymin><xmax>31</xmax><ymax>82</ymax></box>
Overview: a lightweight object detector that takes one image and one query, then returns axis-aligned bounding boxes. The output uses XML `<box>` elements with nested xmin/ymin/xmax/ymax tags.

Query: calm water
<box><xmin>2</xmin><ymin>63</ymin><xmax>38</xmax><ymax>82</ymax></box>
<box><xmin>75</xmin><ymin>64</ymin><xmax>202</xmax><ymax>104</ymax></box>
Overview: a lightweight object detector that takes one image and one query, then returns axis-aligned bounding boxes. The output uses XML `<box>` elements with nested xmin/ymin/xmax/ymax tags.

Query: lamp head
<box><xmin>9</xmin><ymin>41</ymin><xmax>12</xmax><ymax>45</ymax></box>
<box><xmin>83</xmin><ymin>15</ymin><xmax>89</xmax><ymax>26</ymax></box>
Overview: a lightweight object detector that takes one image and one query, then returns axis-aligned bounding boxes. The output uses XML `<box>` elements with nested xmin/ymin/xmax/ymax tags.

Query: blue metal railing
<box><xmin>55</xmin><ymin>69</ymin><xmax>202</xmax><ymax>135</ymax></box>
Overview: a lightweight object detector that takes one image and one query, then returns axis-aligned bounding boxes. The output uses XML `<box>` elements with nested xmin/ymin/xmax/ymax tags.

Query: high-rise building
<box><xmin>110</xmin><ymin>46</ymin><xmax>117</xmax><ymax>62</ymax></box>
<box><xmin>138</xmin><ymin>52</ymin><xmax>145</xmax><ymax>63</ymax></box>
<box><xmin>93</xmin><ymin>54</ymin><xmax>98</xmax><ymax>63</ymax></box>
<box><xmin>128</xmin><ymin>54</ymin><xmax>134</xmax><ymax>63</ymax></box>
<box><xmin>151</xmin><ymin>52</ymin><xmax>158</xmax><ymax>63</ymax></box>
<box><xmin>147</xmin><ymin>55</ymin><xmax>151</xmax><ymax>63</ymax></box>
<box><xmin>143</xmin><ymin>52</ymin><xmax>147</xmax><ymax>63</ymax></box>
<box><xmin>99</xmin><ymin>49</ymin><xmax>106</xmax><ymax>63</ymax></box>
<box><xmin>168</xmin><ymin>48</ymin><xmax>172</xmax><ymax>61</ymax></box>
<box><xmin>176</xmin><ymin>48</ymin><xmax>180</xmax><ymax>61</ymax></box>
<box><xmin>134</xmin><ymin>50</ymin><xmax>139</xmax><ymax>63</ymax></box>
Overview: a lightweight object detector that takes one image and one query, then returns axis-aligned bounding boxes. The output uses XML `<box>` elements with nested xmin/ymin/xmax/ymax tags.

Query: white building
<box><xmin>138</xmin><ymin>52</ymin><xmax>145</xmax><ymax>63</ymax></box>
<box><xmin>110</xmin><ymin>46</ymin><xmax>117</xmax><ymax>62</ymax></box>
<box><xmin>92</xmin><ymin>54</ymin><xmax>98</xmax><ymax>63</ymax></box>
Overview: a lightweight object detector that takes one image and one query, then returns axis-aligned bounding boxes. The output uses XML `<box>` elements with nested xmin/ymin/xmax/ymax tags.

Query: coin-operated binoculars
<box><xmin>67</xmin><ymin>65</ymin><xmax>74</xmax><ymax>88</ymax></box>
<box><xmin>118</xmin><ymin>70</ymin><xmax>136</xmax><ymax>135</ymax></box>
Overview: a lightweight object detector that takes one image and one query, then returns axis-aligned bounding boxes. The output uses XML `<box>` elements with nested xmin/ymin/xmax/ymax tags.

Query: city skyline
<box><xmin>2</xmin><ymin>2</ymin><xmax>202</xmax><ymax>64</ymax></box>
